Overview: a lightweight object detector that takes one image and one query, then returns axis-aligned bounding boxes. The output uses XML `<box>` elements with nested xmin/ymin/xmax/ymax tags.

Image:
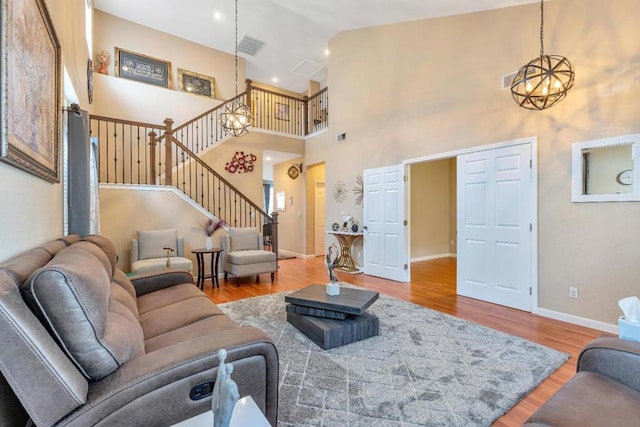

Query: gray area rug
<box><xmin>220</xmin><ymin>288</ymin><xmax>568</xmax><ymax>426</ymax></box>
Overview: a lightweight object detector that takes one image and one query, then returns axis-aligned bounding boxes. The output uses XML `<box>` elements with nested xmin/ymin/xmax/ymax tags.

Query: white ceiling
<box><xmin>94</xmin><ymin>0</ymin><xmax>538</xmax><ymax>94</ymax></box>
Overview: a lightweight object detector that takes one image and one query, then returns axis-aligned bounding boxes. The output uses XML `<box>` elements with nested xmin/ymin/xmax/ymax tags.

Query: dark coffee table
<box><xmin>285</xmin><ymin>284</ymin><xmax>379</xmax><ymax>350</ymax></box>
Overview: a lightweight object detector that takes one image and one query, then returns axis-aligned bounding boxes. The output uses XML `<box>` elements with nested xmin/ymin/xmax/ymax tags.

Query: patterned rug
<box><xmin>220</xmin><ymin>287</ymin><xmax>568</xmax><ymax>426</ymax></box>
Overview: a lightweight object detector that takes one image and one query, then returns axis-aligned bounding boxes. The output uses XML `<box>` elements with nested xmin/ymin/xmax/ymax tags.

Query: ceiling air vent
<box><xmin>502</xmin><ymin>71</ymin><xmax>518</xmax><ymax>90</ymax></box>
<box><xmin>237</xmin><ymin>35</ymin><xmax>266</xmax><ymax>56</ymax></box>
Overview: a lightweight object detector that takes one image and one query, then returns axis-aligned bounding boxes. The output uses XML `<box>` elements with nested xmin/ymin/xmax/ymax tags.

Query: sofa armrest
<box><xmin>130</xmin><ymin>270</ymin><xmax>194</xmax><ymax>296</ymax></box>
<box><xmin>57</xmin><ymin>327</ymin><xmax>279</xmax><ymax>427</ymax></box>
<box><xmin>578</xmin><ymin>336</ymin><xmax>640</xmax><ymax>391</ymax></box>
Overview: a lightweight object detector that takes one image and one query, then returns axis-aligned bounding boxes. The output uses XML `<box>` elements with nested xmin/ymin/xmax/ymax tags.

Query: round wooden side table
<box><xmin>191</xmin><ymin>248</ymin><xmax>223</xmax><ymax>289</ymax></box>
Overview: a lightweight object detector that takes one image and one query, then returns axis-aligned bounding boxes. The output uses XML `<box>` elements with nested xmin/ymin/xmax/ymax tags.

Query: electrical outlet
<box><xmin>569</xmin><ymin>287</ymin><xmax>579</xmax><ymax>298</ymax></box>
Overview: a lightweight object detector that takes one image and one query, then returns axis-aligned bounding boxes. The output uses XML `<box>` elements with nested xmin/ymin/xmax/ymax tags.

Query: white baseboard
<box><xmin>534</xmin><ymin>307</ymin><xmax>618</xmax><ymax>334</ymax></box>
<box><xmin>411</xmin><ymin>253</ymin><xmax>456</xmax><ymax>262</ymax></box>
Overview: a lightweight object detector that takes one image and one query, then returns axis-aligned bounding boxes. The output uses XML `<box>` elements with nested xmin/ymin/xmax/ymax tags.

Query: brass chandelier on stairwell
<box><xmin>511</xmin><ymin>0</ymin><xmax>575</xmax><ymax>111</ymax></box>
<box><xmin>219</xmin><ymin>0</ymin><xmax>254</xmax><ymax>137</ymax></box>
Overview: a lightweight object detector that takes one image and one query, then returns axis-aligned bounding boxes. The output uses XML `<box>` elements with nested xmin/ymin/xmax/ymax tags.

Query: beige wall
<box><xmin>94</xmin><ymin>11</ymin><xmax>241</xmax><ymax>102</ymax></box>
<box><xmin>410</xmin><ymin>160</ymin><xmax>451</xmax><ymax>259</ymax></box>
<box><xmin>273</xmin><ymin>157</ymin><xmax>306</xmax><ymax>255</ymax></box>
<box><xmin>315</xmin><ymin>0</ymin><xmax>640</xmax><ymax>325</ymax></box>
<box><xmin>99</xmin><ymin>186</ymin><xmax>225</xmax><ymax>272</ymax></box>
<box><xmin>305</xmin><ymin>162</ymin><xmax>326</xmax><ymax>255</ymax></box>
<box><xmin>0</xmin><ymin>0</ymin><xmax>90</xmax><ymax>261</ymax></box>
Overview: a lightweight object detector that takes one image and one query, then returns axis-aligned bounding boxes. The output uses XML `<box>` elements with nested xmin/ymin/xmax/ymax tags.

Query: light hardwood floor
<box><xmin>203</xmin><ymin>256</ymin><xmax>607</xmax><ymax>426</ymax></box>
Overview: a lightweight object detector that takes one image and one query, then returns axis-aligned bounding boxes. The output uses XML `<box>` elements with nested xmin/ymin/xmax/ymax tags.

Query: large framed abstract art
<box><xmin>1</xmin><ymin>0</ymin><xmax>61</xmax><ymax>182</ymax></box>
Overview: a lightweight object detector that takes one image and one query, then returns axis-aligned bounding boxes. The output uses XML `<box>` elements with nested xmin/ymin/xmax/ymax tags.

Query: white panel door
<box><xmin>314</xmin><ymin>181</ymin><xmax>325</xmax><ymax>256</ymax></box>
<box><xmin>363</xmin><ymin>164</ymin><xmax>408</xmax><ymax>282</ymax></box>
<box><xmin>457</xmin><ymin>143</ymin><xmax>532</xmax><ymax>311</ymax></box>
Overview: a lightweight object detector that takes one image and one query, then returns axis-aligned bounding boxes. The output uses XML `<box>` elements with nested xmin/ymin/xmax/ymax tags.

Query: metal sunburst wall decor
<box><xmin>333</xmin><ymin>181</ymin><xmax>347</xmax><ymax>203</ymax></box>
<box><xmin>353</xmin><ymin>175</ymin><xmax>363</xmax><ymax>206</ymax></box>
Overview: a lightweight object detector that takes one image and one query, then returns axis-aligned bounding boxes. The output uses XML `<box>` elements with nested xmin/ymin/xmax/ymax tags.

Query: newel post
<box><xmin>302</xmin><ymin>95</ymin><xmax>309</xmax><ymax>135</ymax></box>
<box><xmin>270</xmin><ymin>211</ymin><xmax>279</xmax><ymax>269</ymax></box>
<box><xmin>163</xmin><ymin>118</ymin><xmax>174</xmax><ymax>186</ymax></box>
<box><xmin>148</xmin><ymin>131</ymin><xmax>157</xmax><ymax>185</ymax></box>
<box><xmin>245</xmin><ymin>79</ymin><xmax>253</xmax><ymax>111</ymax></box>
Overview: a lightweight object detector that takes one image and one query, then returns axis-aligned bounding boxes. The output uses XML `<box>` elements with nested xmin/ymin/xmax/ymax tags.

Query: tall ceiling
<box><xmin>94</xmin><ymin>0</ymin><xmax>538</xmax><ymax>94</ymax></box>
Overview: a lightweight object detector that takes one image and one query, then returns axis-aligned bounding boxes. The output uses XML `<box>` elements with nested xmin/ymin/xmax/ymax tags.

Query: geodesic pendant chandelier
<box><xmin>219</xmin><ymin>0</ymin><xmax>253</xmax><ymax>136</ymax></box>
<box><xmin>510</xmin><ymin>0</ymin><xmax>575</xmax><ymax>111</ymax></box>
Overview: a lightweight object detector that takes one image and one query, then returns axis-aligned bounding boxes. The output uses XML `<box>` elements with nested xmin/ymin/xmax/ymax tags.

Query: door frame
<box><xmin>314</xmin><ymin>180</ymin><xmax>326</xmax><ymax>256</ymax></box>
<box><xmin>403</xmin><ymin>136</ymin><xmax>539</xmax><ymax>313</ymax></box>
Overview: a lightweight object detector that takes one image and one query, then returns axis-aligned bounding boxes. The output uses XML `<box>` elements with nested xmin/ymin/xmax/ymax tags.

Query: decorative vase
<box><xmin>326</xmin><ymin>282</ymin><xmax>340</xmax><ymax>296</ymax></box>
<box><xmin>97</xmin><ymin>62</ymin><xmax>108</xmax><ymax>75</ymax></box>
<box><xmin>351</xmin><ymin>224</ymin><xmax>359</xmax><ymax>233</ymax></box>
<box><xmin>206</xmin><ymin>236</ymin><xmax>212</xmax><ymax>250</ymax></box>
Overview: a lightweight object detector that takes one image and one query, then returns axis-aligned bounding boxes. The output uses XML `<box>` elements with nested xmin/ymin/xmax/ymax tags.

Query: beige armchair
<box><xmin>222</xmin><ymin>227</ymin><xmax>277</xmax><ymax>285</ymax></box>
<box><xmin>131</xmin><ymin>229</ymin><xmax>193</xmax><ymax>275</ymax></box>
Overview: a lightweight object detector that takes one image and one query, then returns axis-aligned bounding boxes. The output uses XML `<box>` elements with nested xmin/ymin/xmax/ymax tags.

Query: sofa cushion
<box><xmin>227</xmin><ymin>250</ymin><xmax>276</xmax><ymax>265</ymax></box>
<box><xmin>137</xmin><ymin>229</ymin><xmax>178</xmax><ymax>260</ymax></box>
<box><xmin>525</xmin><ymin>371</ymin><xmax>640</xmax><ymax>426</ymax></box>
<box><xmin>137</xmin><ymin>283</ymin><xmax>205</xmax><ymax>315</ymax></box>
<box><xmin>82</xmin><ymin>234</ymin><xmax>118</xmax><ymax>273</ymax></box>
<box><xmin>21</xmin><ymin>245</ymin><xmax>145</xmax><ymax>380</ymax></box>
<box><xmin>229</xmin><ymin>228</ymin><xmax>258</xmax><ymax>251</ymax></box>
<box><xmin>139</xmin><ymin>297</ymin><xmax>225</xmax><ymax>339</ymax></box>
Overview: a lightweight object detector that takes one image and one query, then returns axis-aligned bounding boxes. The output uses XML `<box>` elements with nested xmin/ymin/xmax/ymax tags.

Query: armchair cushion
<box><xmin>137</xmin><ymin>229</ymin><xmax>178</xmax><ymax>260</ymax></box>
<box><xmin>227</xmin><ymin>250</ymin><xmax>277</xmax><ymax>265</ymax></box>
<box><xmin>228</xmin><ymin>228</ymin><xmax>259</xmax><ymax>251</ymax></box>
<box><xmin>21</xmin><ymin>245</ymin><xmax>145</xmax><ymax>380</ymax></box>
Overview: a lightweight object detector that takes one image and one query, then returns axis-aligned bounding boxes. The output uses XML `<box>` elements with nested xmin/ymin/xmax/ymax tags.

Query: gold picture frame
<box><xmin>114</xmin><ymin>47</ymin><xmax>172</xmax><ymax>89</ymax></box>
<box><xmin>0</xmin><ymin>0</ymin><xmax>61</xmax><ymax>182</ymax></box>
<box><xmin>178</xmin><ymin>68</ymin><xmax>216</xmax><ymax>98</ymax></box>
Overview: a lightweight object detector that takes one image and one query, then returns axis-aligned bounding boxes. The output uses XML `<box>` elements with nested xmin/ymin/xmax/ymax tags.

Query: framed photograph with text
<box><xmin>115</xmin><ymin>47</ymin><xmax>172</xmax><ymax>89</ymax></box>
<box><xmin>178</xmin><ymin>68</ymin><xmax>216</xmax><ymax>98</ymax></box>
<box><xmin>1</xmin><ymin>0</ymin><xmax>61</xmax><ymax>182</ymax></box>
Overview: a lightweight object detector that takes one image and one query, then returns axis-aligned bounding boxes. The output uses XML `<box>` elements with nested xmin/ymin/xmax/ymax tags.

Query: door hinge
<box><xmin>404</xmin><ymin>264</ymin><xmax>408</xmax><ymax>270</ymax></box>
<box><xmin>529</xmin><ymin>223</ymin><xmax>532</xmax><ymax>232</ymax></box>
<box><xmin>529</xmin><ymin>159</ymin><xmax>532</xmax><ymax>168</ymax></box>
<box><xmin>404</xmin><ymin>220</ymin><xmax>408</xmax><ymax>226</ymax></box>
<box><xmin>529</xmin><ymin>287</ymin><xmax>532</xmax><ymax>295</ymax></box>
<box><xmin>404</xmin><ymin>175</ymin><xmax>407</xmax><ymax>182</ymax></box>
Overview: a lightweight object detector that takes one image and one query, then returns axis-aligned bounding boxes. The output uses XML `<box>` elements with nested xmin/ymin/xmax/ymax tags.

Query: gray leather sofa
<box><xmin>524</xmin><ymin>336</ymin><xmax>640</xmax><ymax>426</ymax></box>
<box><xmin>0</xmin><ymin>234</ymin><xmax>278</xmax><ymax>426</ymax></box>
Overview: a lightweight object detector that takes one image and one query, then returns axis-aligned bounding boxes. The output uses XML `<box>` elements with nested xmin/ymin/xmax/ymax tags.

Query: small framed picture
<box><xmin>275</xmin><ymin>102</ymin><xmax>289</xmax><ymax>121</ymax></box>
<box><xmin>115</xmin><ymin>47</ymin><xmax>172</xmax><ymax>89</ymax></box>
<box><xmin>178</xmin><ymin>68</ymin><xmax>216</xmax><ymax>98</ymax></box>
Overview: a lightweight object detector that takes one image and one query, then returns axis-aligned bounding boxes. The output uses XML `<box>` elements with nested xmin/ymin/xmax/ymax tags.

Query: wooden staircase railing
<box><xmin>90</xmin><ymin>83</ymin><xmax>328</xmax><ymax>260</ymax></box>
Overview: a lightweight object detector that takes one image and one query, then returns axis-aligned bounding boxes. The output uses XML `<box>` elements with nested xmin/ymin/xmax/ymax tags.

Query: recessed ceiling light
<box><xmin>213</xmin><ymin>10</ymin><xmax>224</xmax><ymax>21</ymax></box>
<box><xmin>324</xmin><ymin>49</ymin><xmax>330</xmax><ymax>56</ymax></box>
<box><xmin>265</xmin><ymin>157</ymin><xmax>272</xmax><ymax>161</ymax></box>
<box><xmin>272</xmin><ymin>77</ymin><xmax>279</xmax><ymax>83</ymax></box>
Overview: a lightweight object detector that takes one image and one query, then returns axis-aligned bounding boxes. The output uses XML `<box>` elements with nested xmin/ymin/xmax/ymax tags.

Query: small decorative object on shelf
<box><xmin>225</xmin><ymin>151</ymin><xmax>257</xmax><ymax>174</ymax></box>
<box><xmin>96</xmin><ymin>48</ymin><xmax>110</xmax><ymax>75</ymax></box>
<box><xmin>331</xmin><ymin>222</ymin><xmax>340</xmax><ymax>231</ymax></box>
<box><xmin>325</xmin><ymin>243</ymin><xmax>340</xmax><ymax>296</ymax></box>
<box><xmin>351</xmin><ymin>224</ymin><xmax>359</xmax><ymax>233</ymax></box>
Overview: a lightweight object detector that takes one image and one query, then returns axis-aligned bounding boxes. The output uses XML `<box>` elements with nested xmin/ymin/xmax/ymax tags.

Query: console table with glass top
<box><xmin>327</xmin><ymin>231</ymin><xmax>363</xmax><ymax>273</ymax></box>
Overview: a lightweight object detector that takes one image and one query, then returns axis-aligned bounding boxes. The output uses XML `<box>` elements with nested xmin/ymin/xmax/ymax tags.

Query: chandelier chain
<box><xmin>234</xmin><ymin>0</ymin><xmax>238</xmax><ymax>96</ymax></box>
<box><xmin>539</xmin><ymin>0</ymin><xmax>544</xmax><ymax>57</ymax></box>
